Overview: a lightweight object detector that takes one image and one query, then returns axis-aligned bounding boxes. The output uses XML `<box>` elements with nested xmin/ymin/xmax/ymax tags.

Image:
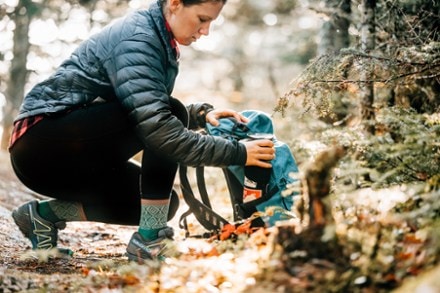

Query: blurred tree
<box><xmin>382</xmin><ymin>0</ymin><xmax>440</xmax><ymax>114</ymax></box>
<box><xmin>310</xmin><ymin>0</ymin><xmax>352</xmax><ymax>123</ymax></box>
<box><xmin>281</xmin><ymin>0</ymin><xmax>440</xmax><ymax>129</ymax></box>
<box><xmin>317</xmin><ymin>0</ymin><xmax>351</xmax><ymax>55</ymax></box>
<box><xmin>1</xmin><ymin>0</ymin><xmax>36</xmax><ymax>150</ymax></box>
<box><xmin>359</xmin><ymin>0</ymin><xmax>376</xmax><ymax>133</ymax></box>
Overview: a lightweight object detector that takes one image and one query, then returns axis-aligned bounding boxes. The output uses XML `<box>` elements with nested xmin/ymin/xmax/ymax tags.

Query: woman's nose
<box><xmin>199</xmin><ymin>24</ymin><xmax>210</xmax><ymax>36</ymax></box>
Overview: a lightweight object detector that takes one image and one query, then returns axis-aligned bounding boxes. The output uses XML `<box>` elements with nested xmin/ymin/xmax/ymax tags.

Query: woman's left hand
<box><xmin>206</xmin><ymin>109</ymin><xmax>248</xmax><ymax>126</ymax></box>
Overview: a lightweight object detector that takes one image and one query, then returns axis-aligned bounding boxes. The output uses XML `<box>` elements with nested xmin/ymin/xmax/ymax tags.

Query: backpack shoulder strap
<box><xmin>222</xmin><ymin>168</ymin><xmax>245</xmax><ymax>221</ymax></box>
<box><xmin>178</xmin><ymin>165</ymin><xmax>230</xmax><ymax>236</ymax></box>
<box><xmin>196</xmin><ymin>167</ymin><xmax>211</xmax><ymax>208</ymax></box>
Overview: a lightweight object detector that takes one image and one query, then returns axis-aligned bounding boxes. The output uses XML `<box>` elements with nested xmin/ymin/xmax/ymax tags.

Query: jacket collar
<box><xmin>149</xmin><ymin>0</ymin><xmax>180</xmax><ymax>62</ymax></box>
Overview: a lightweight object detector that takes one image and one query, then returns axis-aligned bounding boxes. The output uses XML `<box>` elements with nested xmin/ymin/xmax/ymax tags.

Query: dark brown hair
<box><xmin>160</xmin><ymin>0</ymin><xmax>227</xmax><ymax>7</ymax></box>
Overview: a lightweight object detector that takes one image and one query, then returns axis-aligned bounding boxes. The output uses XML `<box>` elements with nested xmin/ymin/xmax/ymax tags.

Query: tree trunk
<box><xmin>1</xmin><ymin>0</ymin><xmax>32</xmax><ymax>150</ymax></box>
<box><xmin>359</xmin><ymin>0</ymin><xmax>376</xmax><ymax>133</ymax></box>
<box><xmin>317</xmin><ymin>0</ymin><xmax>351</xmax><ymax>124</ymax></box>
<box><xmin>318</xmin><ymin>0</ymin><xmax>351</xmax><ymax>56</ymax></box>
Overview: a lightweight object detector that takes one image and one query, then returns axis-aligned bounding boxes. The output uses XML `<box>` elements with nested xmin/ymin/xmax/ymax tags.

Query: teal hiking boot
<box><xmin>12</xmin><ymin>200</ymin><xmax>68</xmax><ymax>252</ymax></box>
<box><xmin>126</xmin><ymin>227</ymin><xmax>174</xmax><ymax>262</ymax></box>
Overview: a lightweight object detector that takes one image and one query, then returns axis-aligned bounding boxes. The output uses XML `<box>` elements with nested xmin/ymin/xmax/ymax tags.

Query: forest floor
<box><xmin>1</xmin><ymin>148</ymin><xmax>439</xmax><ymax>293</ymax></box>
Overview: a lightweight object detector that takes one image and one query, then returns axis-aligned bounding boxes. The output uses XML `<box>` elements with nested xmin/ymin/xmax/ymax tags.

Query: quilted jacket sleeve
<box><xmin>104</xmin><ymin>33</ymin><xmax>245</xmax><ymax>167</ymax></box>
<box><xmin>186</xmin><ymin>103</ymin><xmax>214</xmax><ymax>130</ymax></box>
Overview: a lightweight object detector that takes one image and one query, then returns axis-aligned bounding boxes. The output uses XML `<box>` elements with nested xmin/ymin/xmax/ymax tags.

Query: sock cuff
<box><xmin>139</xmin><ymin>204</ymin><xmax>169</xmax><ymax>230</ymax></box>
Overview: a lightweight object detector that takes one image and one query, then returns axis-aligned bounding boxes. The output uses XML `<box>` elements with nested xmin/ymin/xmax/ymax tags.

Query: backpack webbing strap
<box><xmin>196</xmin><ymin>167</ymin><xmax>211</xmax><ymax>208</ymax></box>
<box><xmin>221</xmin><ymin>169</ymin><xmax>245</xmax><ymax>222</ymax></box>
<box><xmin>179</xmin><ymin>165</ymin><xmax>230</xmax><ymax>234</ymax></box>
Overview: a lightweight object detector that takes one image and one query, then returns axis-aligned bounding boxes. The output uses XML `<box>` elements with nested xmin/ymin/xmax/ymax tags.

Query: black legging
<box><xmin>9</xmin><ymin>101</ymin><xmax>184</xmax><ymax>225</ymax></box>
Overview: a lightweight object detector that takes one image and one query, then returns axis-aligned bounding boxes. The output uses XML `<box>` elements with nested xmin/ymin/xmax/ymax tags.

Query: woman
<box><xmin>9</xmin><ymin>0</ymin><xmax>275</xmax><ymax>262</ymax></box>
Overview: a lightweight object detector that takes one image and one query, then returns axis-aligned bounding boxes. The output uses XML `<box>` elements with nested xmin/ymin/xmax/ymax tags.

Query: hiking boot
<box><xmin>12</xmin><ymin>200</ymin><xmax>66</xmax><ymax>251</ymax></box>
<box><xmin>126</xmin><ymin>227</ymin><xmax>174</xmax><ymax>262</ymax></box>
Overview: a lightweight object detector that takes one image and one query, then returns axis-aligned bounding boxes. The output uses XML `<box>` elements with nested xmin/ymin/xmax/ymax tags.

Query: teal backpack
<box><xmin>179</xmin><ymin>110</ymin><xmax>299</xmax><ymax>236</ymax></box>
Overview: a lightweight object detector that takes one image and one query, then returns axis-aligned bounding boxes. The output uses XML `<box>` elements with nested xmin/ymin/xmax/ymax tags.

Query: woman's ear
<box><xmin>168</xmin><ymin>0</ymin><xmax>182</xmax><ymax>13</ymax></box>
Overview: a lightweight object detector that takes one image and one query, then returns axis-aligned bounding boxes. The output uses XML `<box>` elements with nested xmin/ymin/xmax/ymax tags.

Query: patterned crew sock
<box><xmin>38</xmin><ymin>199</ymin><xmax>87</xmax><ymax>223</ymax></box>
<box><xmin>138</xmin><ymin>199</ymin><xmax>169</xmax><ymax>241</ymax></box>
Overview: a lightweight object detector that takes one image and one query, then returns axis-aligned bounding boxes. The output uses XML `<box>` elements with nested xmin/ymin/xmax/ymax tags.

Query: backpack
<box><xmin>178</xmin><ymin>110</ymin><xmax>299</xmax><ymax>237</ymax></box>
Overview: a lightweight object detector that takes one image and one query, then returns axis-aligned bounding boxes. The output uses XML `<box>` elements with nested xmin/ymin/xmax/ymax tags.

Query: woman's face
<box><xmin>165</xmin><ymin>0</ymin><xmax>224</xmax><ymax>46</ymax></box>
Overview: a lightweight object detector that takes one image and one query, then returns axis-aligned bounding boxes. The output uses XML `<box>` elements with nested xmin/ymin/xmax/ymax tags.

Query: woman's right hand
<box><xmin>241</xmin><ymin>139</ymin><xmax>275</xmax><ymax>168</ymax></box>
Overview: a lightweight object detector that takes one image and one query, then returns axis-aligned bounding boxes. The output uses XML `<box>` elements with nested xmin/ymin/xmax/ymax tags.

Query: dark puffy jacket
<box><xmin>16</xmin><ymin>0</ymin><xmax>246</xmax><ymax>167</ymax></box>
